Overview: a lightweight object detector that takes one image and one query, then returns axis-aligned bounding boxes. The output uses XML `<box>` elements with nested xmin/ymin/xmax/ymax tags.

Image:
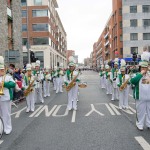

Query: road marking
<box><xmin>0</xmin><ymin>140</ymin><xmax>3</xmax><ymax>144</ymax></box>
<box><xmin>11</xmin><ymin>107</ymin><xmax>27</xmax><ymax>118</ymax></box>
<box><xmin>105</xmin><ymin>103</ymin><xmax>115</xmax><ymax>115</ymax></box>
<box><xmin>52</xmin><ymin>105</ymin><xmax>69</xmax><ymax>117</ymax></box>
<box><xmin>135</xmin><ymin>136</ymin><xmax>150</xmax><ymax>150</ymax></box>
<box><xmin>34</xmin><ymin>105</ymin><xmax>57</xmax><ymax>117</ymax></box>
<box><xmin>71</xmin><ymin>110</ymin><xmax>76</xmax><ymax>123</ymax></box>
<box><xmin>109</xmin><ymin>103</ymin><xmax>121</xmax><ymax>115</ymax></box>
<box><xmin>29</xmin><ymin>105</ymin><xmax>44</xmax><ymax>117</ymax></box>
<box><xmin>85</xmin><ymin>104</ymin><xmax>104</xmax><ymax>116</ymax></box>
<box><xmin>129</xmin><ymin>106</ymin><xmax>136</xmax><ymax>113</ymax></box>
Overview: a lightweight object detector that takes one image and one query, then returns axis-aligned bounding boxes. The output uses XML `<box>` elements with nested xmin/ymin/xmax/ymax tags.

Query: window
<box><xmin>32</xmin><ymin>24</ymin><xmax>48</xmax><ymax>31</ymax></box>
<box><xmin>22</xmin><ymin>24</ymin><xmax>27</xmax><ymax>31</ymax></box>
<box><xmin>32</xmin><ymin>10</ymin><xmax>48</xmax><ymax>17</ymax></box>
<box><xmin>34</xmin><ymin>0</ymin><xmax>42</xmax><ymax>6</ymax></box>
<box><xmin>120</xmin><ymin>48</ymin><xmax>123</xmax><ymax>55</ymax></box>
<box><xmin>130</xmin><ymin>19</ymin><xmax>137</xmax><ymax>27</ymax></box>
<box><xmin>33</xmin><ymin>37</ymin><xmax>49</xmax><ymax>45</ymax></box>
<box><xmin>119</xmin><ymin>8</ymin><xmax>122</xmax><ymax>16</ymax></box>
<box><xmin>130</xmin><ymin>6</ymin><xmax>137</xmax><ymax>13</ymax></box>
<box><xmin>21</xmin><ymin>0</ymin><xmax>26</xmax><ymax>6</ymax></box>
<box><xmin>143</xmin><ymin>19</ymin><xmax>150</xmax><ymax>27</ymax></box>
<box><xmin>120</xmin><ymin>21</ymin><xmax>122</xmax><ymax>28</ymax></box>
<box><xmin>131</xmin><ymin>47</ymin><xmax>138</xmax><ymax>54</ymax></box>
<box><xmin>130</xmin><ymin>33</ymin><xmax>138</xmax><ymax>40</ymax></box>
<box><xmin>120</xmin><ymin>35</ymin><xmax>123</xmax><ymax>42</ymax></box>
<box><xmin>143</xmin><ymin>5</ymin><xmax>150</xmax><ymax>13</ymax></box>
<box><xmin>22</xmin><ymin>38</ymin><xmax>27</xmax><ymax>45</ymax></box>
<box><xmin>22</xmin><ymin>10</ymin><xmax>27</xmax><ymax>17</ymax></box>
<box><xmin>143</xmin><ymin>33</ymin><xmax>150</xmax><ymax>40</ymax></box>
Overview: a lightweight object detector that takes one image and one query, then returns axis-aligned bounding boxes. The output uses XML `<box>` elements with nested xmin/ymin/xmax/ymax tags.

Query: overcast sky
<box><xmin>57</xmin><ymin>0</ymin><xmax>112</xmax><ymax>63</ymax></box>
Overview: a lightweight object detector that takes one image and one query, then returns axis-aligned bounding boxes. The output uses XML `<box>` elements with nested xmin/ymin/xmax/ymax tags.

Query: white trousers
<box><xmin>136</xmin><ymin>100</ymin><xmax>150</xmax><ymax>129</ymax></box>
<box><xmin>26</xmin><ymin>91</ymin><xmax>35</xmax><ymax>111</ymax></box>
<box><xmin>100</xmin><ymin>77</ymin><xmax>105</xmax><ymax>88</ymax></box>
<box><xmin>0</xmin><ymin>100</ymin><xmax>12</xmax><ymax>133</ymax></box>
<box><xmin>43</xmin><ymin>81</ymin><xmax>50</xmax><ymax>97</ymax></box>
<box><xmin>112</xmin><ymin>88</ymin><xmax>119</xmax><ymax>100</ymax></box>
<box><xmin>106</xmin><ymin>79</ymin><xmax>112</xmax><ymax>94</ymax></box>
<box><xmin>67</xmin><ymin>84</ymin><xmax>78</xmax><ymax>110</ymax></box>
<box><xmin>34</xmin><ymin>87</ymin><xmax>44</xmax><ymax>103</ymax></box>
<box><xmin>56</xmin><ymin>77</ymin><xmax>63</xmax><ymax>93</ymax></box>
<box><xmin>119</xmin><ymin>86</ymin><xmax>129</xmax><ymax>108</ymax></box>
<box><xmin>53</xmin><ymin>78</ymin><xmax>56</xmax><ymax>90</ymax></box>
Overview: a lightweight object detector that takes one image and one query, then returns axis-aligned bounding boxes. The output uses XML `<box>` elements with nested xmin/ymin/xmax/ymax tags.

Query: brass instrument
<box><xmin>24</xmin><ymin>79</ymin><xmax>35</xmax><ymax>97</ymax></box>
<box><xmin>78</xmin><ymin>82</ymin><xmax>87</xmax><ymax>88</ymax></box>
<box><xmin>45</xmin><ymin>74</ymin><xmax>51</xmax><ymax>82</ymax></box>
<box><xmin>119</xmin><ymin>78</ymin><xmax>130</xmax><ymax>91</ymax></box>
<box><xmin>66</xmin><ymin>72</ymin><xmax>80</xmax><ymax>92</ymax></box>
<box><xmin>0</xmin><ymin>75</ymin><xmax>6</xmax><ymax>95</ymax></box>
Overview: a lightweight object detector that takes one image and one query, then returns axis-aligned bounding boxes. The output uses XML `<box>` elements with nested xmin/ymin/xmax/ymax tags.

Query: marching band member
<box><xmin>55</xmin><ymin>64</ymin><xmax>64</xmax><ymax>94</ymax></box>
<box><xmin>99</xmin><ymin>64</ymin><xmax>105</xmax><ymax>89</ymax></box>
<box><xmin>117</xmin><ymin>59</ymin><xmax>130</xmax><ymax>109</ymax></box>
<box><xmin>64</xmin><ymin>56</ymin><xmax>80</xmax><ymax>111</ymax></box>
<box><xmin>110</xmin><ymin>58</ymin><xmax>119</xmax><ymax>100</ymax></box>
<box><xmin>23</xmin><ymin>64</ymin><xmax>35</xmax><ymax>112</ymax></box>
<box><xmin>52</xmin><ymin>66</ymin><xmax>57</xmax><ymax>91</ymax></box>
<box><xmin>130</xmin><ymin>52</ymin><xmax>150</xmax><ymax>131</ymax></box>
<box><xmin>33</xmin><ymin>60</ymin><xmax>44</xmax><ymax>103</ymax></box>
<box><xmin>105</xmin><ymin>65</ymin><xmax>112</xmax><ymax>95</ymax></box>
<box><xmin>43</xmin><ymin>66</ymin><xmax>51</xmax><ymax>97</ymax></box>
<box><xmin>0</xmin><ymin>56</ymin><xmax>16</xmax><ymax>134</ymax></box>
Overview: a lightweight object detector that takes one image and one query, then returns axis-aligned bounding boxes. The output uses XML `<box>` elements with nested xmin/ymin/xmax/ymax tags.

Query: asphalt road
<box><xmin>0</xmin><ymin>71</ymin><xmax>150</xmax><ymax>150</ymax></box>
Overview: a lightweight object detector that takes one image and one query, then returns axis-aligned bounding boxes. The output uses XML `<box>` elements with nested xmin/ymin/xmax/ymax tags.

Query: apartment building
<box><xmin>0</xmin><ymin>0</ymin><xmax>22</xmax><ymax>66</ymax></box>
<box><xmin>21</xmin><ymin>0</ymin><xmax>67</xmax><ymax>68</ymax></box>
<box><xmin>122</xmin><ymin>0</ymin><xmax>150</xmax><ymax>63</ymax></box>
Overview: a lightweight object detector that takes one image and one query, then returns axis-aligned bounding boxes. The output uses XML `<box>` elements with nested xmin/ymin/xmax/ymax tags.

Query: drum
<box><xmin>0</xmin><ymin>117</ymin><xmax>4</xmax><ymax>139</ymax></box>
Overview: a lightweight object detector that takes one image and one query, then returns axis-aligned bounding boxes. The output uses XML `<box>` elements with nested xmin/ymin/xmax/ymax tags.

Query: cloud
<box><xmin>57</xmin><ymin>0</ymin><xmax>112</xmax><ymax>63</ymax></box>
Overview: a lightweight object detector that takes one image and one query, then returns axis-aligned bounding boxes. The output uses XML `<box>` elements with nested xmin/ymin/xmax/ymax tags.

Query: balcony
<box><xmin>104</xmin><ymin>32</ymin><xmax>109</xmax><ymax>39</ymax></box>
<box><xmin>7</xmin><ymin>7</ymin><xmax>12</xmax><ymax>18</ymax></box>
<box><xmin>104</xmin><ymin>41</ymin><xmax>109</xmax><ymax>47</ymax></box>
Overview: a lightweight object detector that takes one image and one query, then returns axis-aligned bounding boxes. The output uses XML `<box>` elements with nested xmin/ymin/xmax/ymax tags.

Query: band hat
<box><xmin>101</xmin><ymin>65</ymin><xmax>104</xmax><ymax>68</ymax></box>
<box><xmin>0</xmin><ymin>56</ymin><xmax>5</xmax><ymax>70</ymax></box>
<box><xmin>120</xmin><ymin>59</ymin><xmax>126</xmax><ymax>71</ymax></box>
<box><xmin>45</xmin><ymin>66</ymin><xmax>49</xmax><ymax>72</ymax></box>
<box><xmin>105</xmin><ymin>65</ymin><xmax>109</xmax><ymax>69</ymax></box>
<box><xmin>54</xmin><ymin>66</ymin><xmax>57</xmax><ymax>71</ymax></box>
<box><xmin>26</xmin><ymin>64</ymin><xmax>32</xmax><ymax>71</ymax></box>
<box><xmin>68</xmin><ymin>56</ymin><xmax>76</xmax><ymax>67</ymax></box>
<box><xmin>139</xmin><ymin>52</ymin><xmax>149</xmax><ymax>67</ymax></box>
<box><xmin>114</xmin><ymin>58</ymin><xmax>119</xmax><ymax>65</ymax></box>
<box><xmin>35</xmin><ymin>60</ymin><xmax>40</xmax><ymax>67</ymax></box>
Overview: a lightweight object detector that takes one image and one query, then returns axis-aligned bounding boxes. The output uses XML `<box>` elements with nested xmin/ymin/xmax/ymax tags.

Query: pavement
<box><xmin>0</xmin><ymin>71</ymin><xmax>150</xmax><ymax>150</ymax></box>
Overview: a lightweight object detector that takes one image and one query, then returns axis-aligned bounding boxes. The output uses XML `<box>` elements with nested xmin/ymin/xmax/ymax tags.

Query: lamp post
<box><xmin>26</xmin><ymin>0</ymin><xmax>30</xmax><ymax>63</ymax></box>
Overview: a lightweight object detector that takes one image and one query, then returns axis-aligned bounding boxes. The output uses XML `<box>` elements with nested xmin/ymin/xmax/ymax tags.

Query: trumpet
<box><xmin>0</xmin><ymin>75</ymin><xmax>6</xmax><ymax>95</ymax></box>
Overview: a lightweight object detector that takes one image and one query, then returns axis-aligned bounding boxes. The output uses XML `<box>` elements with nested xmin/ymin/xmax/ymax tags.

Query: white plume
<box><xmin>141</xmin><ymin>52</ymin><xmax>150</xmax><ymax>62</ymax></box>
<box><xmin>36</xmin><ymin>60</ymin><xmax>40</xmax><ymax>64</ymax></box>
<box><xmin>114</xmin><ymin>58</ymin><xmax>118</xmax><ymax>62</ymax></box>
<box><xmin>0</xmin><ymin>56</ymin><xmax>4</xmax><ymax>64</ymax></box>
<box><xmin>69</xmin><ymin>56</ymin><xmax>75</xmax><ymax>63</ymax></box>
<box><xmin>121</xmin><ymin>59</ymin><xmax>126</xmax><ymax>67</ymax></box>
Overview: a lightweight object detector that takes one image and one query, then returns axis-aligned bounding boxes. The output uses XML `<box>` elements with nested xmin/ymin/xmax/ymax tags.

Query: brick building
<box><xmin>21</xmin><ymin>0</ymin><xmax>67</xmax><ymax>68</ymax></box>
<box><xmin>0</xmin><ymin>0</ymin><xmax>23</xmax><ymax>66</ymax></box>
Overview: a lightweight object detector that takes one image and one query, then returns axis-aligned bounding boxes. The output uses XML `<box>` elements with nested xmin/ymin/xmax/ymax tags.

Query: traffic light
<box><xmin>132</xmin><ymin>52</ymin><xmax>137</xmax><ymax>61</ymax></box>
<box><xmin>30</xmin><ymin>51</ymin><xmax>36</xmax><ymax>62</ymax></box>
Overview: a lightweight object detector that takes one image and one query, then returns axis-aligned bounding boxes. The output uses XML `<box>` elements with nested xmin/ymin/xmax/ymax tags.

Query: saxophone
<box><xmin>66</xmin><ymin>72</ymin><xmax>80</xmax><ymax>92</ymax></box>
<box><xmin>24</xmin><ymin>79</ymin><xmax>35</xmax><ymax>97</ymax></box>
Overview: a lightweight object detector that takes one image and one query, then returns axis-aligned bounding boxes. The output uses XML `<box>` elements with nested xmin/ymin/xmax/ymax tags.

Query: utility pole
<box><xmin>26</xmin><ymin>0</ymin><xmax>30</xmax><ymax>64</ymax></box>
